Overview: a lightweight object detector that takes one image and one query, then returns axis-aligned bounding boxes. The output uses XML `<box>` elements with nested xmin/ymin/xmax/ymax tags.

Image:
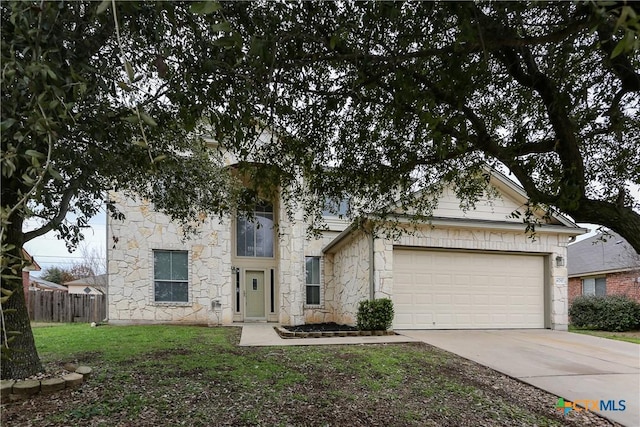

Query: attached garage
<box><xmin>393</xmin><ymin>248</ymin><xmax>546</xmax><ymax>329</ymax></box>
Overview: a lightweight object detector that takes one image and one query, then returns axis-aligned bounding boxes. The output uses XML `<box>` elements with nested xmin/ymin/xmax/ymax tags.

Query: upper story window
<box><xmin>322</xmin><ymin>197</ymin><xmax>349</xmax><ymax>217</ymax></box>
<box><xmin>237</xmin><ymin>202</ymin><xmax>274</xmax><ymax>257</ymax></box>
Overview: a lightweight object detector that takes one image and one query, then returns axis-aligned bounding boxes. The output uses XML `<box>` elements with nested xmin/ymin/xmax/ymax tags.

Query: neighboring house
<box><xmin>108</xmin><ymin>163</ymin><xmax>585</xmax><ymax>331</ymax></box>
<box><xmin>64</xmin><ymin>274</ymin><xmax>107</xmax><ymax>295</ymax></box>
<box><xmin>568</xmin><ymin>232</ymin><xmax>640</xmax><ymax>303</ymax></box>
<box><xmin>29</xmin><ymin>276</ymin><xmax>68</xmax><ymax>292</ymax></box>
<box><xmin>21</xmin><ymin>249</ymin><xmax>41</xmax><ymax>303</ymax></box>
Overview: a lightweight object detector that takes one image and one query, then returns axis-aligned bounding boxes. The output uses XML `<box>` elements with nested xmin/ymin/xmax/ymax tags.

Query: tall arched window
<box><xmin>236</xmin><ymin>202</ymin><xmax>274</xmax><ymax>257</ymax></box>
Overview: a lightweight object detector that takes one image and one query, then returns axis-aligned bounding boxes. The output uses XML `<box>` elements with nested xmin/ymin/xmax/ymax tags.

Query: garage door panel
<box><xmin>393</xmin><ymin>249</ymin><xmax>544</xmax><ymax>329</ymax></box>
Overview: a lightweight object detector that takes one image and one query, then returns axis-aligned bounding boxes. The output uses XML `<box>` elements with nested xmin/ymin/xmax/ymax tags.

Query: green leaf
<box><xmin>122</xmin><ymin>115</ymin><xmax>139</xmax><ymax>124</ymax></box>
<box><xmin>211</xmin><ymin>21</ymin><xmax>232</xmax><ymax>33</ymax></box>
<box><xmin>133</xmin><ymin>140</ymin><xmax>148</xmax><ymax>148</ymax></box>
<box><xmin>1</xmin><ymin>118</ymin><xmax>16</xmax><ymax>131</ymax></box>
<box><xmin>611</xmin><ymin>38</ymin><xmax>626</xmax><ymax>58</ymax></box>
<box><xmin>21</xmin><ymin>173</ymin><xmax>35</xmax><ymax>184</ymax></box>
<box><xmin>125</xmin><ymin>61</ymin><xmax>134</xmax><ymax>82</ymax></box>
<box><xmin>330</xmin><ymin>34</ymin><xmax>340</xmax><ymax>50</ymax></box>
<box><xmin>48</xmin><ymin>167</ymin><xmax>63</xmax><ymax>181</ymax></box>
<box><xmin>25</xmin><ymin>149</ymin><xmax>45</xmax><ymax>159</ymax></box>
<box><xmin>190</xmin><ymin>1</ymin><xmax>221</xmax><ymax>15</ymax></box>
<box><xmin>152</xmin><ymin>154</ymin><xmax>167</xmax><ymax>163</ymax></box>
<box><xmin>117</xmin><ymin>81</ymin><xmax>132</xmax><ymax>91</ymax></box>
<box><xmin>1</xmin><ymin>288</ymin><xmax>14</xmax><ymax>296</ymax></box>
<box><xmin>139</xmin><ymin>111</ymin><xmax>157</xmax><ymax>127</ymax></box>
<box><xmin>96</xmin><ymin>0</ymin><xmax>111</xmax><ymax>15</ymax></box>
<box><xmin>212</xmin><ymin>37</ymin><xmax>238</xmax><ymax>48</ymax></box>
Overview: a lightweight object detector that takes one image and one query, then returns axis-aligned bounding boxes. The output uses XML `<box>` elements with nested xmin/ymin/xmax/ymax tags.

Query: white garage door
<box><xmin>393</xmin><ymin>249</ymin><xmax>545</xmax><ymax>329</ymax></box>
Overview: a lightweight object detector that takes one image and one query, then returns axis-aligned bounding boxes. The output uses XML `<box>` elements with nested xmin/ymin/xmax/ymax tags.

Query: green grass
<box><xmin>569</xmin><ymin>325</ymin><xmax>640</xmax><ymax>344</ymax></box>
<box><xmin>3</xmin><ymin>323</ymin><xmax>582</xmax><ymax>426</ymax></box>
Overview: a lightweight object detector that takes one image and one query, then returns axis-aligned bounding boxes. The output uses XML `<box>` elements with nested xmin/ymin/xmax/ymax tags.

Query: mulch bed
<box><xmin>282</xmin><ymin>322</ymin><xmax>359</xmax><ymax>333</ymax></box>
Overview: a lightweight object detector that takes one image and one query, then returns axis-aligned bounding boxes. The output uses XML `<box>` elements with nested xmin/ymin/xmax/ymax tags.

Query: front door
<box><xmin>245</xmin><ymin>270</ymin><xmax>265</xmax><ymax>318</ymax></box>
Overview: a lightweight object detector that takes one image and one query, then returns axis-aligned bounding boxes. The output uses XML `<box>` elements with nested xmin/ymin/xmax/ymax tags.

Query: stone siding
<box><xmin>108</xmin><ymin>193</ymin><xmax>233</xmax><ymax>325</ymax></box>
<box><xmin>303</xmin><ymin>230</ymin><xmax>344</xmax><ymax>324</ymax></box>
<box><xmin>316</xmin><ymin>231</ymin><xmax>371</xmax><ymax>326</ymax></box>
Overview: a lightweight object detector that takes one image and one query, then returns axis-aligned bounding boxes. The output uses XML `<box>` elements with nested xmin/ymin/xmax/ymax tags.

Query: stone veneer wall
<box><xmin>277</xmin><ymin>200</ymin><xmax>306</xmax><ymax>326</ymax></box>
<box><xmin>303</xmin><ymin>230</ymin><xmax>345</xmax><ymax>324</ymax></box>
<box><xmin>324</xmin><ymin>231</ymin><xmax>371</xmax><ymax>326</ymax></box>
<box><xmin>108</xmin><ymin>192</ymin><xmax>234</xmax><ymax>325</ymax></box>
<box><xmin>377</xmin><ymin>225</ymin><xmax>572</xmax><ymax>330</ymax></box>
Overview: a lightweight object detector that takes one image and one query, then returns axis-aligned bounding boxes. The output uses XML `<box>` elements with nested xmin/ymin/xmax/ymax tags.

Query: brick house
<box><xmin>567</xmin><ymin>231</ymin><xmax>640</xmax><ymax>303</ymax></box>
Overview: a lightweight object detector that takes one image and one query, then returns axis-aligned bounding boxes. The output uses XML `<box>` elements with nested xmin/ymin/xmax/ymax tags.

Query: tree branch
<box><xmin>23</xmin><ymin>184</ymin><xmax>77</xmax><ymax>242</ymax></box>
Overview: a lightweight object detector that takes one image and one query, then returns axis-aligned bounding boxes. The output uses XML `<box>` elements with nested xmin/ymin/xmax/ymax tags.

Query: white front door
<box><xmin>245</xmin><ymin>270</ymin><xmax>265</xmax><ymax>318</ymax></box>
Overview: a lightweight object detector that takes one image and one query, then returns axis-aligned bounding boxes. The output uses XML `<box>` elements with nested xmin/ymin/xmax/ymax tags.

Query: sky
<box><xmin>24</xmin><ymin>211</ymin><xmax>107</xmax><ymax>277</ymax></box>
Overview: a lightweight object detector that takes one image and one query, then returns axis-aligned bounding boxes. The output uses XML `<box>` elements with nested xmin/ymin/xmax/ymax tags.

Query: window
<box><xmin>154</xmin><ymin>250</ymin><xmax>189</xmax><ymax>302</ymax></box>
<box><xmin>237</xmin><ymin>202</ymin><xmax>274</xmax><ymax>257</ymax></box>
<box><xmin>582</xmin><ymin>277</ymin><xmax>606</xmax><ymax>296</ymax></box>
<box><xmin>322</xmin><ymin>197</ymin><xmax>349</xmax><ymax>217</ymax></box>
<box><xmin>305</xmin><ymin>256</ymin><xmax>321</xmax><ymax>305</ymax></box>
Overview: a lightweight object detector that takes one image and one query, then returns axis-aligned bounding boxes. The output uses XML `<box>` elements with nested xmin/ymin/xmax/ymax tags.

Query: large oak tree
<box><xmin>2</xmin><ymin>1</ymin><xmax>639</xmax><ymax>379</ymax></box>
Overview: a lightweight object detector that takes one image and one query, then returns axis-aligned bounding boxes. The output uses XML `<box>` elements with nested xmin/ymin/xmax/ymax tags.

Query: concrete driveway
<box><xmin>397</xmin><ymin>329</ymin><xmax>639</xmax><ymax>426</ymax></box>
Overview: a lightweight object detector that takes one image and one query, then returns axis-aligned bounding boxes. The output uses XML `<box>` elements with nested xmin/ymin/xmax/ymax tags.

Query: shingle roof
<box><xmin>30</xmin><ymin>276</ymin><xmax>68</xmax><ymax>291</ymax></box>
<box><xmin>567</xmin><ymin>231</ymin><xmax>640</xmax><ymax>276</ymax></box>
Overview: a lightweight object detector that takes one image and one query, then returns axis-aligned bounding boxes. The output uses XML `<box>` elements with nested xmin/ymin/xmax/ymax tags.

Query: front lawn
<box><xmin>569</xmin><ymin>326</ymin><xmax>640</xmax><ymax>344</ymax></box>
<box><xmin>2</xmin><ymin>324</ymin><xmax>615</xmax><ymax>426</ymax></box>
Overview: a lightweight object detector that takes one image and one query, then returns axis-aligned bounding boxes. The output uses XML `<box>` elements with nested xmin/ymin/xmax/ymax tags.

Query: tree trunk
<box><xmin>1</xmin><ymin>218</ymin><xmax>43</xmax><ymax>380</ymax></box>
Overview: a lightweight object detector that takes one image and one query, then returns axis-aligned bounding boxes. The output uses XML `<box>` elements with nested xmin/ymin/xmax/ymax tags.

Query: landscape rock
<box><xmin>12</xmin><ymin>380</ymin><xmax>40</xmax><ymax>396</ymax></box>
<box><xmin>63</xmin><ymin>363</ymin><xmax>78</xmax><ymax>372</ymax></box>
<box><xmin>75</xmin><ymin>366</ymin><xmax>93</xmax><ymax>377</ymax></box>
<box><xmin>62</xmin><ymin>373</ymin><xmax>83</xmax><ymax>388</ymax></box>
<box><xmin>40</xmin><ymin>378</ymin><xmax>66</xmax><ymax>394</ymax></box>
<box><xmin>0</xmin><ymin>380</ymin><xmax>15</xmax><ymax>403</ymax></box>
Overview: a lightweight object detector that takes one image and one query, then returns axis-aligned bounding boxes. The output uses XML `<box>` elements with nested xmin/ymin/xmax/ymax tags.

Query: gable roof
<box><xmin>324</xmin><ymin>170</ymin><xmax>585</xmax><ymax>253</ymax></box>
<box><xmin>30</xmin><ymin>277</ymin><xmax>68</xmax><ymax>292</ymax></box>
<box><xmin>21</xmin><ymin>249</ymin><xmax>41</xmax><ymax>271</ymax></box>
<box><xmin>568</xmin><ymin>231</ymin><xmax>640</xmax><ymax>277</ymax></box>
<box><xmin>64</xmin><ymin>274</ymin><xmax>107</xmax><ymax>286</ymax></box>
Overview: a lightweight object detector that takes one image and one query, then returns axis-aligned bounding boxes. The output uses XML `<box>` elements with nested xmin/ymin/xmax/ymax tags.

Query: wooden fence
<box><xmin>27</xmin><ymin>291</ymin><xmax>106</xmax><ymax>323</ymax></box>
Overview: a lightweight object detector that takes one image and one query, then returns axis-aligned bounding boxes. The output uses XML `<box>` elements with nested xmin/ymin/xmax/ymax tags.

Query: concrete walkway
<box><xmin>239</xmin><ymin>323</ymin><xmax>418</xmax><ymax>346</ymax></box>
<box><xmin>397</xmin><ymin>329</ymin><xmax>640</xmax><ymax>427</ymax></box>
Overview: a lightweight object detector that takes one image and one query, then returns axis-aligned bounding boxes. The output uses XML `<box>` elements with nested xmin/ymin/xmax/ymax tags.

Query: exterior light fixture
<box><xmin>555</xmin><ymin>256</ymin><xmax>565</xmax><ymax>267</ymax></box>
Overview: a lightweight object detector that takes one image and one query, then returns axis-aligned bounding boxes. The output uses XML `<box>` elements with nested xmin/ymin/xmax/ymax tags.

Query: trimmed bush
<box><xmin>569</xmin><ymin>295</ymin><xmax>640</xmax><ymax>332</ymax></box>
<box><xmin>357</xmin><ymin>298</ymin><xmax>394</xmax><ymax>331</ymax></box>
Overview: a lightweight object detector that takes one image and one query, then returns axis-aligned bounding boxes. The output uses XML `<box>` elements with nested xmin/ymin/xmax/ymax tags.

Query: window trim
<box><xmin>152</xmin><ymin>249</ymin><xmax>190</xmax><ymax>304</ymax></box>
<box><xmin>305</xmin><ymin>256</ymin><xmax>322</xmax><ymax>307</ymax></box>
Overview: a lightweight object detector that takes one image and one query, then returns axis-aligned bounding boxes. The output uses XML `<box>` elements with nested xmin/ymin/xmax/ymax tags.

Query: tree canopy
<box><xmin>1</xmin><ymin>0</ymin><xmax>639</xmax><ymax>379</ymax></box>
<box><xmin>214</xmin><ymin>0</ymin><xmax>640</xmax><ymax>247</ymax></box>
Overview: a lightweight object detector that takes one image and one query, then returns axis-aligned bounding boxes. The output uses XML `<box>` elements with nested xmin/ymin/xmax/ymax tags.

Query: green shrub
<box><xmin>569</xmin><ymin>295</ymin><xmax>640</xmax><ymax>332</ymax></box>
<box><xmin>357</xmin><ymin>298</ymin><xmax>394</xmax><ymax>331</ymax></box>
